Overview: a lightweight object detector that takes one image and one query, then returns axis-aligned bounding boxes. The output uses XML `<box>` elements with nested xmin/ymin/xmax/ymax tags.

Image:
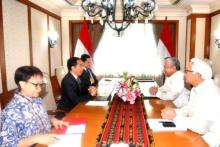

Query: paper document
<box><xmin>138</xmin><ymin>80</ymin><xmax>158</xmax><ymax>97</ymax></box>
<box><xmin>49</xmin><ymin>134</ymin><xmax>82</xmax><ymax>147</ymax></box>
<box><xmin>66</xmin><ymin>124</ymin><xmax>86</xmax><ymax>134</ymax></box>
<box><xmin>86</xmin><ymin>101</ymin><xmax>109</xmax><ymax>106</ymax></box>
<box><xmin>147</xmin><ymin>118</ymin><xmax>187</xmax><ymax>132</ymax></box>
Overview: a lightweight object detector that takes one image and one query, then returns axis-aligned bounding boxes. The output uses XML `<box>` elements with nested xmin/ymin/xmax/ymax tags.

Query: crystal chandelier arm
<box><xmin>81</xmin><ymin>1</ymin><xmax>104</xmax><ymax>17</ymax></box>
<box><xmin>124</xmin><ymin>0</ymin><xmax>156</xmax><ymax>19</ymax></box>
<box><xmin>133</xmin><ymin>5</ymin><xmax>154</xmax><ymax>17</ymax></box>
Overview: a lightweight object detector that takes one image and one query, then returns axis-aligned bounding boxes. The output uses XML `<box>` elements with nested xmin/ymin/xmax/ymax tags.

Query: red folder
<box><xmin>54</xmin><ymin>118</ymin><xmax>86</xmax><ymax>134</ymax></box>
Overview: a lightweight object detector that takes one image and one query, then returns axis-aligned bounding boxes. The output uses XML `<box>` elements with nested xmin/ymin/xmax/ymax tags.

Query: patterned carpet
<box><xmin>96</xmin><ymin>95</ymin><xmax>154</xmax><ymax>147</ymax></box>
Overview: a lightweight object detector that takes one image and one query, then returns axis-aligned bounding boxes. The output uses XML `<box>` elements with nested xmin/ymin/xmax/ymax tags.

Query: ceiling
<box><xmin>30</xmin><ymin>0</ymin><xmax>219</xmax><ymax>15</ymax></box>
<box><xmin>47</xmin><ymin>0</ymin><xmax>217</xmax><ymax>8</ymax></box>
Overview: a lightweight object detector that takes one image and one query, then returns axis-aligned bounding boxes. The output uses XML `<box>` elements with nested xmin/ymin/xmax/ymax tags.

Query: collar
<box><xmin>167</xmin><ymin>70</ymin><xmax>183</xmax><ymax>80</ymax></box>
<box><xmin>193</xmin><ymin>79</ymin><xmax>213</xmax><ymax>94</ymax></box>
<box><xmin>70</xmin><ymin>72</ymin><xmax>78</xmax><ymax>80</ymax></box>
<box><xmin>15</xmin><ymin>91</ymin><xmax>34</xmax><ymax>103</ymax></box>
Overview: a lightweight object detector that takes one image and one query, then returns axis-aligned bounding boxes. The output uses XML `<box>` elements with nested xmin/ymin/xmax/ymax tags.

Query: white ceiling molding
<box><xmin>155</xmin><ymin>8</ymin><xmax>187</xmax><ymax>17</ymax></box>
<box><xmin>29</xmin><ymin>0</ymin><xmax>62</xmax><ymax>15</ymax></box>
<box><xmin>186</xmin><ymin>5</ymin><xmax>210</xmax><ymax>14</ymax></box>
<box><xmin>210</xmin><ymin>0</ymin><xmax>220</xmax><ymax>13</ymax></box>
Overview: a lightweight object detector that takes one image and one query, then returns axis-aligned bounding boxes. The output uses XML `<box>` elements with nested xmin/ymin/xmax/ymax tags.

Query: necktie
<box><xmin>77</xmin><ymin>77</ymin><xmax>81</xmax><ymax>94</ymax></box>
<box><xmin>88</xmin><ymin>69</ymin><xmax>95</xmax><ymax>84</ymax></box>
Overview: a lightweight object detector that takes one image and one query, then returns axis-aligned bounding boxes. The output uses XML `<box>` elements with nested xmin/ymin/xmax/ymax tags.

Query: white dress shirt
<box><xmin>156</xmin><ymin>71</ymin><xmax>188</xmax><ymax>107</ymax></box>
<box><xmin>175</xmin><ymin>79</ymin><xmax>220</xmax><ymax>146</ymax></box>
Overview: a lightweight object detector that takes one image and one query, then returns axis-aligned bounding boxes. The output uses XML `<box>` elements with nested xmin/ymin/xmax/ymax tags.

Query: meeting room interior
<box><xmin>1</xmin><ymin>0</ymin><xmax>220</xmax><ymax>147</ymax></box>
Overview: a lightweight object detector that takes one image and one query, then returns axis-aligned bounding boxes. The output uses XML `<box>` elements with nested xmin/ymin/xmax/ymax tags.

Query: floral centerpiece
<box><xmin>116</xmin><ymin>72</ymin><xmax>141</xmax><ymax>104</ymax></box>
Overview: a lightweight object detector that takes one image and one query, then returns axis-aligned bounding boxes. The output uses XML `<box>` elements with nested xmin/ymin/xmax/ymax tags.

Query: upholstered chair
<box><xmin>55</xmin><ymin>66</ymin><xmax>67</xmax><ymax>87</ymax></box>
<box><xmin>214</xmin><ymin>74</ymin><xmax>220</xmax><ymax>89</ymax></box>
<box><xmin>40</xmin><ymin>72</ymin><xmax>66</xmax><ymax>119</ymax></box>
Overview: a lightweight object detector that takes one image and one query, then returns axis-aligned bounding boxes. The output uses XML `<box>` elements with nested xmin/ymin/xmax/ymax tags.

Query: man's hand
<box><xmin>161</xmin><ymin>107</ymin><xmax>176</xmax><ymax>120</ymax></box>
<box><xmin>88</xmin><ymin>86</ymin><xmax>97</xmax><ymax>96</ymax></box>
<box><xmin>149</xmin><ymin>86</ymin><xmax>158</xmax><ymax>95</ymax></box>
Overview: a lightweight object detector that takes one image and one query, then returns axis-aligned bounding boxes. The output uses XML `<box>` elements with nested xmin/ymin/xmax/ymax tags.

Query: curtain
<box><xmin>72</xmin><ymin>22</ymin><xmax>103</xmax><ymax>54</ymax></box>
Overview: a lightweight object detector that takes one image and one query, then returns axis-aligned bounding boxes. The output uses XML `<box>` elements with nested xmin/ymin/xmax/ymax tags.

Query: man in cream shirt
<box><xmin>161</xmin><ymin>58</ymin><xmax>220</xmax><ymax>146</ymax></box>
<box><xmin>149</xmin><ymin>57</ymin><xmax>189</xmax><ymax>108</ymax></box>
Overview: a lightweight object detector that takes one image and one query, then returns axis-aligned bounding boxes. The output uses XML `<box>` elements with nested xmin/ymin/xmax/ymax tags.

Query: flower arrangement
<box><xmin>116</xmin><ymin>72</ymin><xmax>141</xmax><ymax>104</ymax></box>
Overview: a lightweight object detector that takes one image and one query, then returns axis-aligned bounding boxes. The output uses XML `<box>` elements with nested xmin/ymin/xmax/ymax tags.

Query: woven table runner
<box><xmin>96</xmin><ymin>96</ymin><xmax>153</xmax><ymax>147</ymax></box>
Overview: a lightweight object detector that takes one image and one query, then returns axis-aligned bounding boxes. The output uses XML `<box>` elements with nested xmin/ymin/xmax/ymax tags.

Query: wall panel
<box><xmin>2</xmin><ymin>0</ymin><xmax>30</xmax><ymax>90</ymax></box>
<box><xmin>49</xmin><ymin>16</ymin><xmax>62</xmax><ymax>76</ymax></box>
<box><xmin>31</xmin><ymin>8</ymin><xmax>49</xmax><ymax>73</ymax></box>
<box><xmin>210</xmin><ymin>14</ymin><xmax>220</xmax><ymax>75</ymax></box>
<box><xmin>195</xmin><ymin>18</ymin><xmax>206</xmax><ymax>59</ymax></box>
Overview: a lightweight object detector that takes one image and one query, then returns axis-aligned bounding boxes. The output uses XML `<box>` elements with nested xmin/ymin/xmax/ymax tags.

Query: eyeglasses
<box><xmin>27</xmin><ymin>81</ymin><xmax>46</xmax><ymax>88</ymax></box>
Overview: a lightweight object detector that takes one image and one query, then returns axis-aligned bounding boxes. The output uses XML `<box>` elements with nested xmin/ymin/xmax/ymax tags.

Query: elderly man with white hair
<box><xmin>161</xmin><ymin>58</ymin><xmax>220</xmax><ymax>146</ymax></box>
<box><xmin>149</xmin><ymin>57</ymin><xmax>189</xmax><ymax>108</ymax></box>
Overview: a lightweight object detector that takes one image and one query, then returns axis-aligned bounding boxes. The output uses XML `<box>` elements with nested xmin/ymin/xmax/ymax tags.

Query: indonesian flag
<box><xmin>74</xmin><ymin>19</ymin><xmax>93</xmax><ymax>57</ymax></box>
<box><xmin>157</xmin><ymin>17</ymin><xmax>174</xmax><ymax>58</ymax></box>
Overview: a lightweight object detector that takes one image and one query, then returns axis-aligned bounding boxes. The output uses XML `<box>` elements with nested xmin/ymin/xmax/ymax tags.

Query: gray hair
<box><xmin>164</xmin><ymin>57</ymin><xmax>181</xmax><ymax>71</ymax></box>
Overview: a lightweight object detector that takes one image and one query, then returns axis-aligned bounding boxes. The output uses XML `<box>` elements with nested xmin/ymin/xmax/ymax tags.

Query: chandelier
<box><xmin>81</xmin><ymin>0</ymin><xmax>156</xmax><ymax>36</ymax></box>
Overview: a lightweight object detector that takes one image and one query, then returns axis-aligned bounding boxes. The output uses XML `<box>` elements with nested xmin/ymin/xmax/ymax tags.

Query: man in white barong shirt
<box><xmin>161</xmin><ymin>58</ymin><xmax>220</xmax><ymax>147</ymax></box>
<box><xmin>149</xmin><ymin>57</ymin><xmax>189</xmax><ymax>108</ymax></box>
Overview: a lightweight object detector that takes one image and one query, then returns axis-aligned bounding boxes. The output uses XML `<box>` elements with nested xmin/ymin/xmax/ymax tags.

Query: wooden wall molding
<box><xmin>47</xmin><ymin>15</ymin><xmax>51</xmax><ymax>76</ymax></box>
<box><xmin>28</xmin><ymin>5</ymin><xmax>33</xmax><ymax>65</ymax></box>
<box><xmin>0</xmin><ymin>0</ymin><xmax>8</xmax><ymax>108</ymax></box>
<box><xmin>204</xmin><ymin>16</ymin><xmax>211</xmax><ymax>59</ymax></box>
<box><xmin>17</xmin><ymin>0</ymin><xmax>61</xmax><ymax>20</ymax></box>
<box><xmin>69</xmin><ymin>21</ymin><xmax>73</xmax><ymax>57</ymax></box>
<box><xmin>210</xmin><ymin>9</ymin><xmax>220</xmax><ymax>17</ymax></box>
<box><xmin>187</xmin><ymin>13</ymin><xmax>210</xmax><ymax>59</ymax></box>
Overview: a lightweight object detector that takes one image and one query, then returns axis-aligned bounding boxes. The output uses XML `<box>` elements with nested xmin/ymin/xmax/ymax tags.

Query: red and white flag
<box><xmin>74</xmin><ymin>19</ymin><xmax>93</xmax><ymax>57</ymax></box>
<box><xmin>157</xmin><ymin>17</ymin><xmax>174</xmax><ymax>58</ymax></box>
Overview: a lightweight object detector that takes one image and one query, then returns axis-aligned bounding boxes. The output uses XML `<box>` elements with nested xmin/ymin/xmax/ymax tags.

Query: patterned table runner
<box><xmin>96</xmin><ymin>96</ymin><xmax>153</xmax><ymax>147</ymax></box>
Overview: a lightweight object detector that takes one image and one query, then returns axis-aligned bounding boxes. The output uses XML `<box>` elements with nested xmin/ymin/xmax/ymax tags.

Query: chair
<box><xmin>40</xmin><ymin>72</ymin><xmax>66</xmax><ymax>118</ymax></box>
<box><xmin>214</xmin><ymin>74</ymin><xmax>220</xmax><ymax>88</ymax></box>
<box><xmin>55</xmin><ymin>66</ymin><xmax>67</xmax><ymax>87</ymax></box>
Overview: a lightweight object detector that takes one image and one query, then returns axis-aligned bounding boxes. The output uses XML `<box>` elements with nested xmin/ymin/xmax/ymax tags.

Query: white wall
<box><xmin>2</xmin><ymin>0</ymin><xmax>30</xmax><ymax>90</ymax></box>
<box><xmin>31</xmin><ymin>8</ymin><xmax>49</xmax><ymax>74</ymax></box>
<box><xmin>195</xmin><ymin>18</ymin><xmax>206</xmax><ymax>59</ymax></box>
<box><xmin>61</xmin><ymin>9</ymin><xmax>187</xmax><ymax>71</ymax></box>
<box><xmin>210</xmin><ymin>14</ymin><xmax>220</xmax><ymax>75</ymax></box>
<box><xmin>49</xmin><ymin>16</ymin><xmax>62</xmax><ymax>76</ymax></box>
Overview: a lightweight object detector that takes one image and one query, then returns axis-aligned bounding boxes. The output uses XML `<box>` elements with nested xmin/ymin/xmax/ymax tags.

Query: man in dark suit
<box><xmin>80</xmin><ymin>54</ymin><xmax>98</xmax><ymax>95</ymax></box>
<box><xmin>57</xmin><ymin>57</ymin><xmax>97</xmax><ymax>112</ymax></box>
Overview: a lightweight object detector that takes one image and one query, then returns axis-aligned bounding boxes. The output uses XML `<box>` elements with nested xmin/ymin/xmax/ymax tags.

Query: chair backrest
<box><xmin>55</xmin><ymin>66</ymin><xmax>67</xmax><ymax>87</ymax></box>
<box><xmin>40</xmin><ymin>73</ymin><xmax>57</xmax><ymax>111</ymax></box>
<box><xmin>214</xmin><ymin>74</ymin><xmax>220</xmax><ymax>88</ymax></box>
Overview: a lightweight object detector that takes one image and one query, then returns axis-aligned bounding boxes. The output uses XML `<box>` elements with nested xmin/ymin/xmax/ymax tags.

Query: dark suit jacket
<box><xmin>57</xmin><ymin>72</ymin><xmax>93</xmax><ymax>112</ymax></box>
<box><xmin>80</xmin><ymin>68</ymin><xmax>98</xmax><ymax>95</ymax></box>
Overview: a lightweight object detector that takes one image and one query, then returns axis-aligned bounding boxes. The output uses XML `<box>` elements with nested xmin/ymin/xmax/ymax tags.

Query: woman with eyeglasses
<box><xmin>0</xmin><ymin>66</ymin><xmax>68</xmax><ymax>147</ymax></box>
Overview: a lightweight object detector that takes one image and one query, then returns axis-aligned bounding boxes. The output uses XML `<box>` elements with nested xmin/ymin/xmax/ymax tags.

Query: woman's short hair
<box><xmin>14</xmin><ymin>66</ymin><xmax>43</xmax><ymax>86</ymax></box>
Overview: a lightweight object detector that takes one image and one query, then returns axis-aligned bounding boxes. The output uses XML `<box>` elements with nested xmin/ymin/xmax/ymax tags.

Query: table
<box><xmin>41</xmin><ymin>99</ymin><xmax>208</xmax><ymax>147</ymax></box>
